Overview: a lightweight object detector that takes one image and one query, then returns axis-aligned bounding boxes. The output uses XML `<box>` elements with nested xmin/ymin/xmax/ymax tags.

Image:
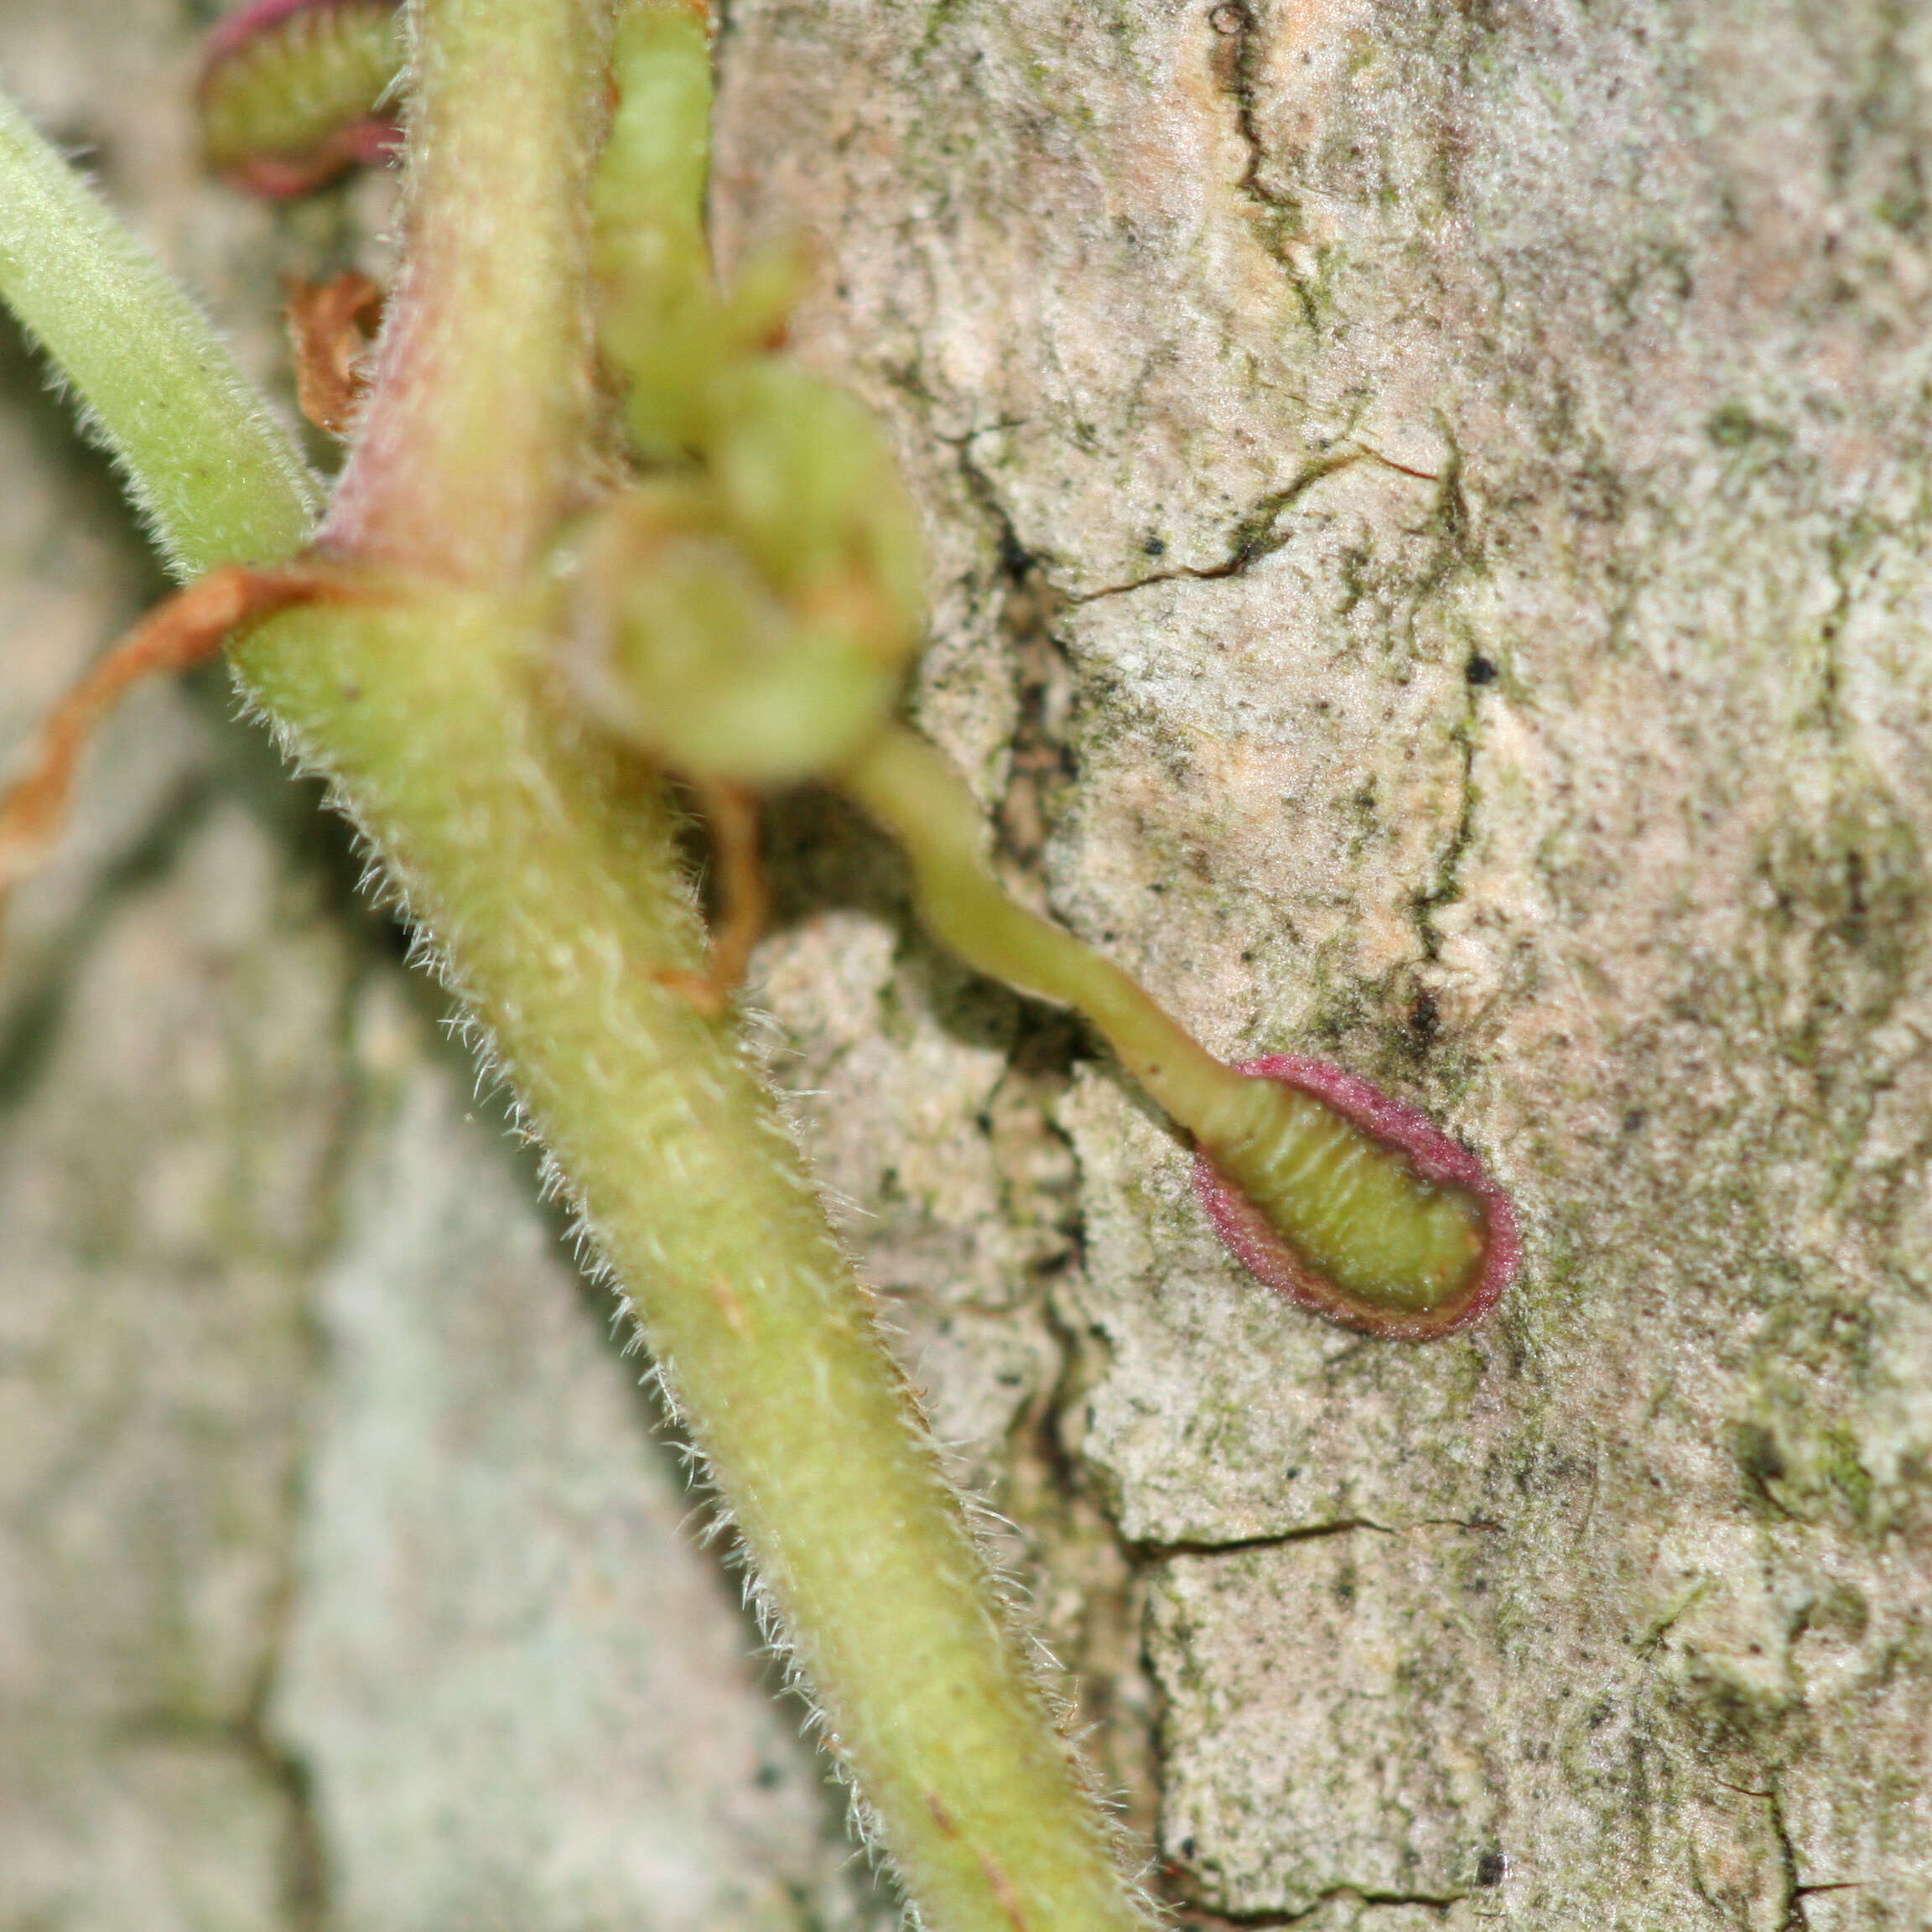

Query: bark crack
<box><xmin>1707</xmin><ymin>1776</ymin><xmax>1867</xmax><ymax>1929</ymax></box>
<box><xmin>239</xmin><ymin>1685</ymin><xmax>331</xmax><ymax>1932</ymax></box>
<box><xmin>1133</xmin><ymin>1515</ymin><xmax>1501</xmax><ymax>1562</ymax></box>
<box><xmin>948</xmin><ymin>433</ymin><xmax>1078</xmax><ymax>878</ymax></box>
<box><xmin>1070</xmin><ymin>449</ymin><xmax>1370</xmax><ymax>604</ymax></box>
<box><xmin>1767</xmin><ymin>1781</ymin><xmax>1866</xmax><ymax>1929</ymax></box>
<box><xmin>106</xmin><ymin>1696</ymin><xmax>329</xmax><ymax>1932</ymax></box>
<box><xmin>1174</xmin><ymin>1881</ymin><xmax>1471</xmax><ymax>1928</ymax></box>
<box><xmin>1208</xmin><ymin>0</ymin><xmax>1321</xmax><ymax>333</ymax></box>
<box><xmin>1400</xmin><ymin>432</ymin><xmax>1493</xmax><ymax>1011</ymax></box>
<box><xmin>0</xmin><ymin>754</ymin><xmax>217</xmax><ymax>1105</ymax></box>
<box><xmin>1410</xmin><ymin>709</ymin><xmax>1479</xmax><ymax>969</ymax></box>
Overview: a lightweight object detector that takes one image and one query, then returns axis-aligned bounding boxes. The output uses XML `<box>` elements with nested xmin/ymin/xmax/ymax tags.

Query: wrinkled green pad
<box><xmin>200</xmin><ymin>0</ymin><xmax>403</xmax><ymax>184</ymax></box>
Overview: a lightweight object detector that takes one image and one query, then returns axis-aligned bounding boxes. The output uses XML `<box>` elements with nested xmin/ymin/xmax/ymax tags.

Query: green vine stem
<box><xmin>0</xmin><ymin>89</ymin><xmax>318</xmax><ymax>571</ymax></box>
<box><xmin>0</xmin><ymin>3</ymin><xmax>1156</xmax><ymax>1926</ymax></box>
<box><xmin>316</xmin><ymin>0</ymin><xmax>604</xmax><ymax>579</ymax></box>
<box><xmin>243</xmin><ymin>585</ymin><xmax>1153</xmax><ymax>1932</ymax></box>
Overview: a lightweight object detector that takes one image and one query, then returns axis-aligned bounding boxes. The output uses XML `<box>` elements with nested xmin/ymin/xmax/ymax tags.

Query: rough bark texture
<box><xmin>3</xmin><ymin>0</ymin><xmax>1930</xmax><ymax>1928</ymax></box>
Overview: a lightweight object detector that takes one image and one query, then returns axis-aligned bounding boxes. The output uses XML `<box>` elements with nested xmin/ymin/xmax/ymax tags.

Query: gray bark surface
<box><xmin>2</xmin><ymin>0</ymin><xmax>1929</xmax><ymax>1927</ymax></box>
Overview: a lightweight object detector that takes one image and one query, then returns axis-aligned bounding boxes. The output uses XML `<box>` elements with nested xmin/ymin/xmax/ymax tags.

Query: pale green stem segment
<box><xmin>319</xmin><ymin>0</ymin><xmax>606</xmax><ymax>581</ymax></box>
<box><xmin>843</xmin><ymin>727</ymin><xmax>1486</xmax><ymax>1315</ymax></box>
<box><xmin>0</xmin><ymin>85</ymin><xmax>318</xmax><ymax>574</ymax></box>
<box><xmin>591</xmin><ymin>0</ymin><xmax>718</xmax><ymax>461</ymax></box>
<box><xmin>238</xmin><ymin>591</ymin><xmax>1156</xmax><ymax>1932</ymax></box>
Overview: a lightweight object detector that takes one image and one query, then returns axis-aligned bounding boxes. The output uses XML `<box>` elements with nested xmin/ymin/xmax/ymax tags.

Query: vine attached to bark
<box><xmin>0</xmin><ymin>0</ymin><xmax>1517</xmax><ymax>1924</ymax></box>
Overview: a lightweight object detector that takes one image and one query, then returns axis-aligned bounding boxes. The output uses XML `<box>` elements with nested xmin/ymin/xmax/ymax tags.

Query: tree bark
<box><xmin>3</xmin><ymin>0</ymin><xmax>1929</xmax><ymax>1928</ymax></box>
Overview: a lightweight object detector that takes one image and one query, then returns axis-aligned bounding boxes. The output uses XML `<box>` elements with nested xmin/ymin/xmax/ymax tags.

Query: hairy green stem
<box><xmin>318</xmin><ymin>0</ymin><xmax>605</xmax><ymax>579</ymax></box>
<box><xmin>0</xmin><ymin>86</ymin><xmax>318</xmax><ymax>571</ymax></box>
<box><xmin>240</xmin><ymin>589</ymin><xmax>1152</xmax><ymax>1932</ymax></box>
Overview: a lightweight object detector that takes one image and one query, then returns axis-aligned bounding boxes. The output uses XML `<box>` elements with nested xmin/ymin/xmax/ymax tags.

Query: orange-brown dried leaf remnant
<box><xmin>657</xmin><ymin>779</ymin><xmax>768</xmax><ymax>1018</ymax></box>
<box><xmin>287</xmin><ymin>271</ymin><xmax>385</xmax><ymax>434</ymax></box>
<box><xmin>0</xmin><ymin>564</ymin><xmax>351</xmax><ymax>944</ymax></box>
